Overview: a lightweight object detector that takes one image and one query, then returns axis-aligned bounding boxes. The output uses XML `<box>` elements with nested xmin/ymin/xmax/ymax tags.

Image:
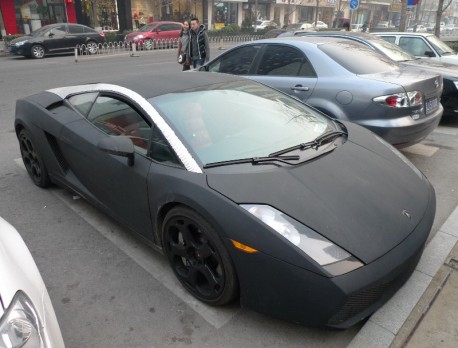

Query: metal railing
<box><xmin>74</xmin><ymin>35</ymin><xmax>263</xmax><ymax>60</ymax></box>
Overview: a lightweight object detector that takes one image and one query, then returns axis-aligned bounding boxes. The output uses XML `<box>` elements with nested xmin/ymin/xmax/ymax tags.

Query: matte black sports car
<box><xmin>14</xmin><ymin>72</ymin><xmax>435</xmax><ymax>328</ymax></box>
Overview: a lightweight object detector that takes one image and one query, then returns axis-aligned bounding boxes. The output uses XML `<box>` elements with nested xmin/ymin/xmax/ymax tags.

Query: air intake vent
<box><xmin>44</xmin><ymin>132</ymin><xmax>69</xmax><ymax>173</ymax></box>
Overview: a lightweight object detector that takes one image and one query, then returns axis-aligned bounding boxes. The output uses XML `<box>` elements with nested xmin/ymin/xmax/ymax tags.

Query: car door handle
<box><xmin>290</xmin><ymin>86</ymin><xmax>309</xmax><ymax>91</ymax></box>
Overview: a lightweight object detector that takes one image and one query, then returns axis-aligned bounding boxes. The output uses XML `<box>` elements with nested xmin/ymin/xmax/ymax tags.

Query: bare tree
<box><xmin>435</xmin><ymin>0</ymin><xmax>453</xmax><ymax>36</ymax></box>
<box><xmin>399</xmin><ymin>0</ymin><xmax>408</xmax><ymax>32</ymax></box>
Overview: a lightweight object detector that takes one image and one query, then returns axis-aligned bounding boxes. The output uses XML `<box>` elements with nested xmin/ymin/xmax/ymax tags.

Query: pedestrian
<box><xmin>362</xmin><ymin>21</ymin><xmax>368</xmax><ymax>32</ymax></box>
<box><xmin>342</xmin><ymin>22</ymin><xmax>350</xmax><ymax>31</ymax></box>
<box><xmin>188</xmin><ymin>17</ymin><xmax>210</xmax><ymax>69</ymax></box>
<box><xmin>177</xmin><ymin>20</ymin><xmax>191</xmax><ymax>71</ymax></box>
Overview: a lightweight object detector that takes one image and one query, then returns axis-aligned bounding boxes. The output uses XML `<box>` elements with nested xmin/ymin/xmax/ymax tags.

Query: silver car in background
<box><xmin>199</xmin><ymin>37</ymin><xmax>444</xmax><ymax>148</ymax></box>
<box><xmin>0</xmin><ymin>217</ymin><xmax>64</xmax><ymax>348</ymax></box>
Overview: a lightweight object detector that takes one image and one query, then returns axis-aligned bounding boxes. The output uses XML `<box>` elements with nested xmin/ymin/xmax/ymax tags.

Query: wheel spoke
<box><xmin>196</xmin><ymin>264</ymin><xmax>223</xmax><ymax>293</ymax></box>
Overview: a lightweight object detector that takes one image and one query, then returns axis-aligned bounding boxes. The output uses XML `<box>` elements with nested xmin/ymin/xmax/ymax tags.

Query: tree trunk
<box><xmin>399</xmin><ymin>0</ymin><xmax>408</xmax><ymax>32</ymax></box>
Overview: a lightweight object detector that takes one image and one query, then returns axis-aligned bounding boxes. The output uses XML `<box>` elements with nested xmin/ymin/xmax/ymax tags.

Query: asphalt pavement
<box><xmin>0</xmin><ymin>48</ymin><xmax>457</xmax><ymax>347</ymax></box>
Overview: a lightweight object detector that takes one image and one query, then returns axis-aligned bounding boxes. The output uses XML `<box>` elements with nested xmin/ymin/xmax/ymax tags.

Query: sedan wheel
<box><xmin>163</xmin><ymin>206</ymin><xmax>238</xmax><ymax>305</ymax></box>
<box><xmin>19</xmin><ymin>129</ymin><xmax>50</xmax><ymax>187</ymax></box>
<box><xmin>31</xmin><ymin>45</ymin><xmax>45</xmax><ymax>59</ymax></box>
<box><xmin>86</xmin><ymin>41</ymin><xmax>98</xmax><ymax>55</ymax></box>
<box><xmin>143</xmin><ymin>39</ymin><xmax>153</xmax><ymax>50</ymax></box>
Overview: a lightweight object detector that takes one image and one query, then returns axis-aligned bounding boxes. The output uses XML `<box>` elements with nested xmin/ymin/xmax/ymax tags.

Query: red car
<box><xmin>124</xmin><ymin>21</ymin><xmax>182</xmax><ymax>49</ymax></box>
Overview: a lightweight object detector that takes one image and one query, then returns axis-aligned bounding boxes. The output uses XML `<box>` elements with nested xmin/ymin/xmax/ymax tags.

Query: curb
<box><xmin>348</xmin><ymin>204</ymin><xmax>458</xmax><ymax>348</ymax></box>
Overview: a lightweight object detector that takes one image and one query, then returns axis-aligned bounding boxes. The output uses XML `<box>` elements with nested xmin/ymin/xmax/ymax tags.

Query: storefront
<box><xmin>0</xmin><ymin>0</ymin><xmax>76</xmax><ymax>35</ymax></box>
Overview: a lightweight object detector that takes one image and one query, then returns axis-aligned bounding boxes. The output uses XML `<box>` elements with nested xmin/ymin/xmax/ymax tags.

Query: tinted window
<box><xmin>399</xmin><ymin>37</ymin><xmax>431</xmax><ymax>57</ymax></box>
<box><xmin>87</xmin><ymin>96</ymin><xmax>151</xmax><ymax>154</ymax></box>
<box><xmin>84</xmin><ymin>26</ymin><xmax>98</xmax><ymax>34</ymax></box>
<box><xmin>150</xmin><ymin>126</ymin><xmax>181</xmax><ymax>164</ymax></box>
<box><xmin>257</xmin><ymin>45</ymin><xmax>316</xmax><ymax>77</ymax></box>
<box><xmin>208</xmin><ymin>45</ymin><xmax>260</xmax><ymax>74</ymax></box>
<box><xmin>159</xmin><ymin>24</ymin><xmax>174</xmax><ymax>31</ymax></box>
<box><xmin>68</xmin><ymin>25</ymin><xmax>84</xmax><ymax>34</ymax></box>
<box><xmin>319</xmin><ymin>41</ymin><xmax>398</xmax><ymax>74</ymax></box>
<box><xmin>68</xmin><ymin>93</ymin><xmax>98</xmax><ymax>116</ymax></box>
<box><xmin>171</xmin><ymin>24</ymin><xmax>182</xmax><ymax>31</ymax></box>
<box><xmin>48</xmin><ymin>24</ymin><xmax>67</xmax><ymax>36</ymax></box>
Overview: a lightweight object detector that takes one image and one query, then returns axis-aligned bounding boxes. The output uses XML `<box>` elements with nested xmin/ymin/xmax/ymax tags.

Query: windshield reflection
<box><xmin>150</xmin><ymin>82</ymin><xmax>336</xmax><ymax>166</ymax></box>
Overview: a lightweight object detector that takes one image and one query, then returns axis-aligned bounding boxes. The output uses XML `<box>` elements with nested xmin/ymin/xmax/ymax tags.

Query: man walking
<box><xmin>189</xmin><ymin>17</ymin><xmax>210</xmax><ymax>69</ymax></box>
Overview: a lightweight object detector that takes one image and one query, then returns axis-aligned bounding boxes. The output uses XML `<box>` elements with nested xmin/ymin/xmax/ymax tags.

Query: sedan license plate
<box><xmin>425</xmin><ymin>97</ymin><xmax>438</xmax><ymax>113</ymax></box>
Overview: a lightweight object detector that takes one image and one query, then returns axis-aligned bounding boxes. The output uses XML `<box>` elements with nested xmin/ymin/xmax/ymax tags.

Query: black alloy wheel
<box><xmin>163</xmin><ymin>206</ymin><xmax>238</xmax><ymax>305</ymax></box>
<box><xmin>19</xmin><ymin>129</ymin><xmax>50</xmax><ymax>187</ymax></box>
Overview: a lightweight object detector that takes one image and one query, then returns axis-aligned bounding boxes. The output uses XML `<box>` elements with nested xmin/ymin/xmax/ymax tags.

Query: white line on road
<box><xmin>14</xmin><ymin>158</ymin><xmax>239</xmax><ymax>329</ymax></box>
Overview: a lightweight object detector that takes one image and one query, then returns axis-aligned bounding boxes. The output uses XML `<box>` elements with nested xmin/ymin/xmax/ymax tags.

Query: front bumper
<box><xmin>229</xmin><ymin>181</ymin><xmax>435</xmax><ymax>328</ymax></box>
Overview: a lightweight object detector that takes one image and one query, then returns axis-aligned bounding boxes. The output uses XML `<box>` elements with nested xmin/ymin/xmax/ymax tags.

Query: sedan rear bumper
<box><xmin>230</xmin><ymin>181</ymin><xmax>435</xmax><ymax>328</ymax></box>
<box><xmin>356</xmin><ymin>105</ymin><xmax>443</xmax><ymax>148</ymax></box>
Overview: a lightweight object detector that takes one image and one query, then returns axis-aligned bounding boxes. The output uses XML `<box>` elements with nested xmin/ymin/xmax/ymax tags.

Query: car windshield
<box><xmin>138</xmin><ymin>23</ymin><xmax>157</xmax><ymax>32</ymax></box>
<box><xmin>319</xmin><ymin>41</ymin><xmax>398</xmax><ymax>74</ymax></box>
<box><xmin>368</xmin><ymin>38</ymin><xmax>415</xmax><ymax>61</ymax></box>
<box><xmin>150</xmin><ymin>81</ymin><xmax>336</xmax><ymax>166</ymax></box>
<box><xmin>256</xmin><ymin>21</ymin><xmax>263</xmax><ymax>26</ymax></box>
<box><xmin>427</xmin><ymin>35</ymin><xmax>456</xmax><ymax>55</ymax></box>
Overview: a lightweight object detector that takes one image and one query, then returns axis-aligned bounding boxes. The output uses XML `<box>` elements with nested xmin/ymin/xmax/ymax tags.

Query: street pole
<box><xmin>315</xmin><ymin>0</ymin><xmax>319</xmax><ymax>26</ymax></box>
<box><xmin>254</xmin><ymin>0</ymin><xmax>258</xmax><ymax>32</ymax></box>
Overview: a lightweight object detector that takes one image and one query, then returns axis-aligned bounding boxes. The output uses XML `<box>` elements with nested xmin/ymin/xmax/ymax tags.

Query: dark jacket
<box><xmin>189</xmin><ymin>24</ymin><xmax>210</xmax><ymax>61</ymax></box>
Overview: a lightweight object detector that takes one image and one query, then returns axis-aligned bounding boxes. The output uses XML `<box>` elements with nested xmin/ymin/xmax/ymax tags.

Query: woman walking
<box><xmin>177</xmin><ymin>20</ymin><xmax>191</xmax><ymax>71</ymax></box>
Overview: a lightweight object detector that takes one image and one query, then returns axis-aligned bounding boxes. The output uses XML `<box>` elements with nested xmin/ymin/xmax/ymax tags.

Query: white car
<box><xmin>0</xmin><ymin>217</ymin><xmax>64</xmax><ymax>348</ymax></box>
<box><xmin>253</xmin><ymin>20</ymin><xmax>278</xmax><ymax>30</ymax></box>
<box><xmin>407</xmin><ymin>25</ymin><xmax>427</xmax><ymax>33</ymax></box>
<box><xmin>313</xmin><ymin>21</ymin><xmax>328</xmax><ymax>29</ymax></box>
<box><xmin>374</xmin><ymin>32</ymin><xmax>458</xmax><ymax>65</ymax></box>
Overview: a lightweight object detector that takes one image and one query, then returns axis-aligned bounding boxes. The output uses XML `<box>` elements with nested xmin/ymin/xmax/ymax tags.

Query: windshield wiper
<box><xmin>269</xmin><ymin>130</ymin><xmax>347</xmax><ymax>157</ymax></box>
<box><xmin>203</xmin><ymin>155</ymin><xmax>300</xmax><ymax>169</ymax></box>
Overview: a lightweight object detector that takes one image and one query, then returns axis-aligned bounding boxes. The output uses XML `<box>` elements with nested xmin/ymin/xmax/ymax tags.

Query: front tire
<box><xmin>143</xmin><ymin>39</ymin><xmax>153</xmax><ymax>50</ymax></box>
<box><xmin>30</xmin><ymin>44</ymin><xmax>45</xmax><ymax>59</ymax></box>
<box><xmin>19</xmin><ymin>129</ymin><xmax>51</xmax><ymax>188</ymax></box>
<box><xmin>163</xmin><ymin>206</ymin><xmax>238</xmax><ymax>305</ymax></box>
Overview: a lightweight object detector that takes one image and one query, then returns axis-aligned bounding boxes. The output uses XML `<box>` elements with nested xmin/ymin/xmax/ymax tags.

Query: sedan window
<box><xmin>48</xmin><ymin>24</ymin><xmax>67</xmax><ymax>37</ymax></box>
<box><xmin>256</xmin><ymin>45</ymin><xmax>316</xmax><ymax>77</ymax></box>
<box><xmin>399</xmin><ymin>37</ymin><xmax>431</xmax><ymax>57</ymax></box>
<box><xmin>208</xmin><ymin>45</ymin><xmax>260</xmax><ymax>74</ymax></box>
<box><xmin>68</xmin><ymin>25</ymin><xmax>85</xmax><ymax>34</ymax></box>
<box><xmin>87</xmin><ymin>96</ymin><xmax>151</xmax><ymax>154</ymax></box>
<box><xmin>379</xmin><ymin>36</ymin><xmax>396</xmax><ymax>44</ymax></box>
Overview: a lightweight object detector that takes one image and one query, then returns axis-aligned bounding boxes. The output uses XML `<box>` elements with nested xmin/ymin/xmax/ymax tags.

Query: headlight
<box><xmin>14</xmin><ymin>41</ymin><xmax>27</xmax><ymax>47</ymax></box>
<box><xmin>241</xmin><ymin>204</ymin><xmax>363</xmax><ymax>276</ymax></box>
<box><xmin>0</xmin><ymin>291</ymin><xmax>45</xmax><ymax>348</ymax></box>
<box><xmin>133</xmin><ymin>35</ymin><xmax>144</xmax><ymax>40</ymax></box>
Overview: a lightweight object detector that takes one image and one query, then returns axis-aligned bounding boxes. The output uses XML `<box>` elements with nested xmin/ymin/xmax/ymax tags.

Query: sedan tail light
<box><xmin>373</xmin><ymin>91</ymin><xmax>423</xmax><ymax>108</ymax></box>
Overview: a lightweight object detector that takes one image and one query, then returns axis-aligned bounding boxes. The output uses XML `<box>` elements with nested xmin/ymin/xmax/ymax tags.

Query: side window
<box><xmin>68</xmin><ymin>92</ymin><xmax>98</xmax><ymax>116</ymax></box>
<box><xmin>208</xmin><ymin>45</ymin><xmax>261</xmax><ymax>74</ymax></box>
<box><xmin>159</xmin><ymin>24</ymin><xmax>172</xmax><ymax>31</ymax></box>
<box><xmin>399</xmin><ymin>37</ymin><xmax>431</xmax><ymax>57</ymax></box>
<box><xmin>68</xmin><ymin>25</ymin><xmax>84</xmax><ymax>34</ymax></box>
<box><xmin>87</xmin><ymin>96</ymin><xmax>151</xmax><ymax>154</ymax></box>
<box><xmin>171</xmin><ymin>24</ymin><xmax>182</xmax><ymax>31</ymax></box>
<box><xmin>50</xmin><ymin>24</ymin><xmax>67</xmax><ymax>36</ymax></box>
<box><xmin>380</xmin><ymin>36</ymin><xmax>396</xmax><ymax>44</ymax></box>
<box><xmin>257</xmin><ymin>45</ymin><xmax>314</xmax><ymax>77</ymax></box>
<box><xmin>150</xmin><ymin>126</ymin><xmax>181</xmax><ymax>164</ymax></box>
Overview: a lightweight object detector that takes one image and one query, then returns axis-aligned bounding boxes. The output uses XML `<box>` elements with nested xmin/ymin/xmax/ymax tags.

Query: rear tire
<box><xmin>86</xmin><ymin>40</ymin><xmax>98</xmax><ymax>55</ymax></box>
<box><xmin>30</xmin><ymin>45</ymin><xmax>45</xmax><ymax>59</ymax></box>
<box><xmin>162</xmin><ymin>206</ymin><xmax>238</xmax><ymax>305</ymax></box>
<box><xmin>19</xmin><ymin>129</ymin><xmax>51</xmax><ymax>188</ymax></box>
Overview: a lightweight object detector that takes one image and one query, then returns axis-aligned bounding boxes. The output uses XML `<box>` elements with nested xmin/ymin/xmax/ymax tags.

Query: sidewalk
<box><xmin>349</xmin><ymin>205</ymin><xmax>458</xmax><ymax>348</ymax></box>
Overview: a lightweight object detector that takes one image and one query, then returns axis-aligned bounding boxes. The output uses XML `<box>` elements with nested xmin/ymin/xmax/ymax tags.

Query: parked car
<box><xmin>198</xmin><ymin>37</ymin><xmax>443</xmax><ymax>147</ymax></box>
<box><xmin>0</xmin><ymin>216</ymin><xmax>64</xmax><ymax>347</ymax></box>
<box><xmin>254</xmin><ymin>20</ymin><xmax>278</xmax><ymax>30</ymax></box>
<box><xmin>8</xmin><ymin>23</ymin><xmax>106</xmax><ymax>59</ymax></box>
<box><xmin>313</xmin><ymin>20</ymin><xmax>328</xmax><ymax>29</ymax></box>
<box><xmin>407</xmin><ymin>25</ymin><xmax>427</xmax><ymax>33</ymax></box>
<box><xmin>15</xmin><ymin>71</ymin><xmax>436</xmax><ymax>328</ymax></box>
<box><xmin>374</xmin><ymin>32</ymin><xmax>458</xmax><ymax>65</ymax></box>
<box><xmin>297</xmin><ymin>31</ymin><xmax>458</xmax><ymax>118</ymax></box>
<box><xmin>124</xmin><ymin>21</ymin><xmax>182</xmax><ymax>50</ymax></box>
<box><xmin>351</xmin><ymin>24</ymin><xmax>364</xmax><ymax>32</ymax></box>
<box><xmin>444</xmin><ymin>24</ymin><xmax>456</xmax><ymax>33</ymax></box>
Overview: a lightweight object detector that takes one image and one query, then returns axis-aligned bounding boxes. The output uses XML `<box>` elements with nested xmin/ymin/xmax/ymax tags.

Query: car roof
<box><xmin>108</xmin><ymin>72</ymin><xmax>248</xmax><ymax>99</ymax></box>
<box><xmin>372</xmin><ymin>32</ymin><xmax>433</xmax><ymax>37</ymax></box>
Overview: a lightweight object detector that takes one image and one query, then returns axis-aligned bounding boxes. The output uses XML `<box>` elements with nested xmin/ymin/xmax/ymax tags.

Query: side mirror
<box><xmin>97</xmin><ymin>136</ymin><xmax>135</xmax><ymax>166</ymax></box>
<box><xmin>48</xmin><ymin>32</ymin><xmax>54</xmax><ymax>38</ymax></box>
<box><xmin>424</xmin><ymin>50</ymin><xmax>436</xmax><ymax>57</ymax></box>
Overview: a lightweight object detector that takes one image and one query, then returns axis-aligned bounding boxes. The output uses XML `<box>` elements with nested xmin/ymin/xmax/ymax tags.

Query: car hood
<box><xmin>360</xmin><ymin>69</ymin><xmax>442</xmax><ymax>97</ymax></box>
<box><xmin>206</xmin><ymin>123</ymin><xmax>433</xmax><ymax>264</ymax></box>
<box><xmin>401</xmin><ymin>59</ymin><xmax>458</xmax><ymax>78</ymax></box>
<box><xmin>10</xmin><ymin>35</ymin><xmax>32</xmax><ymax>44</ymax></box>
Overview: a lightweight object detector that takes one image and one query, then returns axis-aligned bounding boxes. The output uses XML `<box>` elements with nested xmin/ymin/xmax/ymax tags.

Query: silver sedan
<box><xmin>199</xmin><ymin>37</ymin><xmax>444</xmax><ymax>148</ymax></box>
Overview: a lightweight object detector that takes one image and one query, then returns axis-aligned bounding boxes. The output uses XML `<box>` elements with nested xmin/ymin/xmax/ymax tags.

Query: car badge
<box><xmin>402</xmin><ymin>210</ymin><xmax>411</xmax><ymax>219</ymax></box>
